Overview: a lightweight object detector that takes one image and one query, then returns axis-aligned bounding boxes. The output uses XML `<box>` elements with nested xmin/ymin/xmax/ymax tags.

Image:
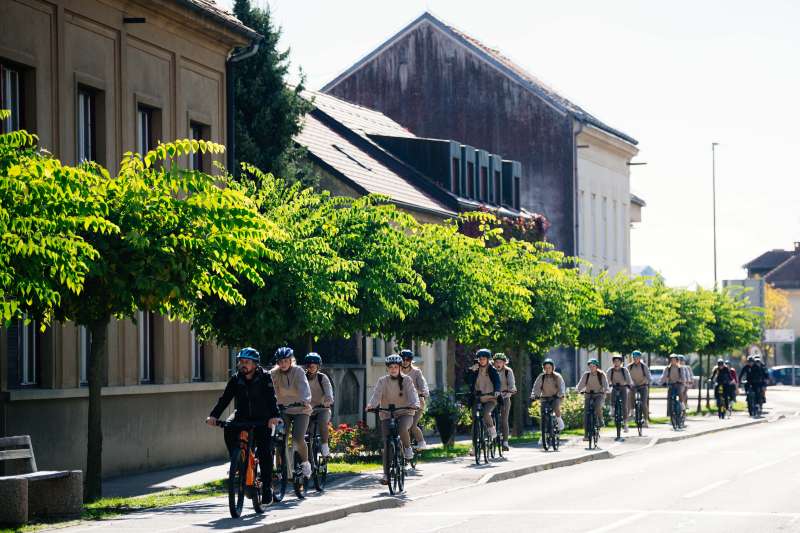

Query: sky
<box><xmin>219</xmin><ymin>0</ymin><xmax>800</xmax><ymax>288</ymax></box>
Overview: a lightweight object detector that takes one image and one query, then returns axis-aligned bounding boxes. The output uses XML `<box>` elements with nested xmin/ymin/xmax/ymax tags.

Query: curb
<box><xmin>479</xmin><ymin>450</ymin><xmax>612</xmax><ymax>484</ymax></box>
<box><xmin>652</xmin><ymin>414</ymin><xmax>783</xmax><ymax>445</ymax></box>
<box><xmin>244</xmin><ymin>497</ymin><xmax>401</xmax><ymax>533</ymax></box>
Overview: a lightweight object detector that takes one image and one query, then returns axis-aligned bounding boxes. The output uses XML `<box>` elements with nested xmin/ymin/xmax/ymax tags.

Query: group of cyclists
<box><xmin>207</xmin><ymin>344</ymin><xmax>768</xmax><ymax>509</ymax></box>
<box><xmin>709</xmin><ymin>354</ymin><xmax>768</xmax><ymax>417</ymax></box>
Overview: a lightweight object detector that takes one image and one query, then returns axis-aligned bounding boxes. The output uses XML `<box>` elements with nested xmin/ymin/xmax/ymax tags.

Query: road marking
<box><xmin>402</xmin><ymin>509</ymin><xmax>800</xmax><ymax>518</ymax></box>
<box><xmin>743</xmin><ymin>450</ymin><xmax>800</xmax><ymax>475</ymax></box>
<box><xmin>584</xmin><ymin>512</ymin><xmax>647</xmax><ymax>533</ymax></box>
<box><xmin>683</xmin><ymin>479</ymin><xmax>730</xmax><ymax>498</ymax></box>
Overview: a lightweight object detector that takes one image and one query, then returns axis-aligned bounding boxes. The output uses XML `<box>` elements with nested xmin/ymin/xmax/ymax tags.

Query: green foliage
<box><xmin>421</xmin><ymin>388</ymin><xmax>466</xmax><ymax>424</ymax></box>
<box><xmin>700</xmin><ymin>288</ymin><xmax>762</xmax><ymax>355</ymax></box>
<box><xmin>671</xmin><ymin>287</ymin><xmax>716</xmax><ymax>354</ymax></box>
<box><xmin>528</xmin><ymin>391</ymin><xmax>610</xmax><ymax>429</ymax></box>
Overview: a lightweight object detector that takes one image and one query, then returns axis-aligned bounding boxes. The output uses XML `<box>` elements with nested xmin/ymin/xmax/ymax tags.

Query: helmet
<box><xmin>631</xmin><ymin>350</ymin><xmax>642</xmax><ymax>358</ymax></box>
<box><xmin>753</xmin><ymin>355</ymin><xmax>762</xmax><ymax>361</ymax></box>
<box><xmin>274</xmin><ymin>346</ymin><xmax>294</xmax><ymax>362</ymax></box>
<box><xmin>717</xmin><ymin>358</ymin><xmax>725</xmax><ymax>364</ymax></box>
<box><xmin>678</xmin><ymin>354</ymin><xmax>686</xmax><ymax>361</ymax></box>
<box><xmin>747</xmin><ymin>355</ymin><xmax>755</xmax><ymax>362</ymax></box>
<box><xmin>669</xmin><ymin>353</ymin><xmax>680</xmax><ymax>360</ymax></box>
<box><xmin>476</xmin><ymin>348</ymin><xmax>492</xmax><ymax>359</ymax></box>
<box><xmin>587</xmin><ymin>358</ymin><xmax>600</xmax><ymax>367</ymax></box>
<box><xmin>543</xmin><ymin>358</ymin><xmax>555</xmax><ymax>368</ymax></box>
<box><xmin>236</xmin><ymin>347</ymin><xmax>260</xmax><ymax>362</ymax></box>
<box><xmin>304</xmin><ymin>352</ymin><xmax>322</xmax><ymax>366</ymax></box>
<box><xmin>724</xmin><ymin>360</ymin><xmax>730</xmax><ymax>365</ymax></box>
<box><xmin>400</xmin><ymin>349</ymin><xmax>414</xmax><ymax>360</ymax></box>
<box><xmin>493</xmin><ymin>352</ymin><xmax>508</xmax><ymax>361</ymax></box>
<box><xmin>612</xmin><ymin>354</ymin><xmax>623</xmax><ymax>361</ymax></box>
<box><xmin>385</xmin><ymin>354</ymin><xmax>403</xmax><ymax>366</ymax></box>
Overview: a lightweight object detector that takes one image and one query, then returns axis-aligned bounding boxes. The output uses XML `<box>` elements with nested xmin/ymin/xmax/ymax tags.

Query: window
<box><xmin>493</xmin><ymin>171</ymin><xmax>501</xmax><ymax>204</ymax></box>
<box><xmin>451</xmin><ymin>157</ymin><xmax>460</xmax><ymax>194</ymax></box>
<box><xmin>136</xmin><ymin>104</ymin><xmax>159</xmax><ymax>154</ymax></box>
<box><xmin>1</xmin><ymin>63</ymin><xmax>21</xmax><ymax>133</ymax></box>
<box><xmin>191</xmin><ymin>329</ymin><xmax>205</xmax><ymax>382</ymax></box>
<box><xmin>466</xmin><ymin>162</ymin><xmax>475</xmax><ymax>198</ymax></box>
<box><xmin>228</xmin><ymin>346</ymin><xmax>238</xmax><ymax>374</ymax></box>
<box><xmin>371</xmin><ymin>337</ymin><xmax>385</xmax><ymax>359</ymax></box>
<box><xmin>79</xmin><ymin>325</ymin><xmax>91</xmax><ymax>385</ymax></box>
<box><xmin>591</xmin><ymin>193</ymin><xmax>598</xmax><ymax>259</ymax></box>
<box><xmin>77</xmin><ymin>87</ymin><xmax>96</xmax><ymax>162</ymax></box>
<box><xmin>602</xmin><ymin>196</ymin><xmax>608</xmax><ymax>260</ymax></box>
<box><xmin>513</xmin><ymin>176</ymin><xmax>521</xmax><ymax>210</ymax></box>
<box><xmin>612</xmin><ymin>200</ymin><xmax>618</xmax><ymax>262</ymax></box>
<box><xmin>479</xmin><ymin>167</ymin><xmax>488</xmax><ymax>202</ymax></box>
<box><xmin>189</xmin><ymin>121</ymin><xmax>210</xmax><ymax>172</ymax></box>
<box><xmin>138</xmin><ymin>311</ymin><xmax>155</xmax><ymax>383</ymax></box>
<box><xmin>18</xmin><ymin>319</ymin><xmax>42</xmax><ymax>386</ymax></box>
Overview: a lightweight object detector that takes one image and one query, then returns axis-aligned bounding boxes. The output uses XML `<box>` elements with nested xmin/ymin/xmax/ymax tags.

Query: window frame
<box><xmin>0</xmin><ymin>62</ymin><xmax>21</xmax><ymax>133</ymax></box>
<box><xmin>479</xmin><ymin>166</ymin><xmax>488</xmax><ymax>202</ymax></box>
<box><xmin>79</xmin><ymin>325</ymin><xmax>91</xmax><ymax>386</ymax></box>
<box><xmin>76</xmin><ymin>86</ymin><xmax>96</xmax><ymax>163</ymax></box>
<box><xmin>138</xmin><ymin>311</ymin><xmax>155</xmax><ymax>384</ymax></box>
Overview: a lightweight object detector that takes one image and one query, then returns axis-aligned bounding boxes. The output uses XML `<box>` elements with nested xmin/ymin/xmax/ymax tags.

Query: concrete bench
<box><xmin>0</xmin><ymin>435</ymin><xmax>82</xmax><ymax>525</ymax></box>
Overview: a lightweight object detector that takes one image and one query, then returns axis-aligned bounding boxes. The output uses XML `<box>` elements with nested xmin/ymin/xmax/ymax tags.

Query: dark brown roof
<box><xmin>765</xmin><ymin>255</ymin><xmax>800</xmax><ymax>288</ymax></box>
<box><xmin>743</xmin><ymin>249</ymin><xmax>794</xmax><ymax>271</ymax></box>
<box><xmin>172</xmin><ymin>0</ymin><xmax>261</xmax><ymax>40</ymax></box>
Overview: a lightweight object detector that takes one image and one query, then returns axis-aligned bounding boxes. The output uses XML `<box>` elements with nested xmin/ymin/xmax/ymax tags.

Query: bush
<box><xmin>328</xmin><ymin>422</ymin><xmax>382</xmax><ymax>461</ymax></box>
<box><xmin>528</xmin><ymin>391</ymin><xmax>610</xmax><ymax>429</ymax></box>
<box><xmin>421</xmin><ymin>389</ymin><xmax>471</xmax><ymax>432</ymax></box>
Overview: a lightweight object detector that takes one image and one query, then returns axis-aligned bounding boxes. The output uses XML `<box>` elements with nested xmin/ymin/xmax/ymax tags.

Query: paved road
<box><xmin>295</xmin><ymin>414</ymin><xmax>800</xmax><ymax>533</ymax></box>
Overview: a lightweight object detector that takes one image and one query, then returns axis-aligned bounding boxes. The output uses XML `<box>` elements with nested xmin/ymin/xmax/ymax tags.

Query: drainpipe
<box><xmin>226</xmin><ymin>40</ymin><xmax>261</xmax><ymax>176</ymax></box>
<box><xmin>572</xmin><ymin>119</ymin><xmax>584</xmax><ymax>259</ymax></box>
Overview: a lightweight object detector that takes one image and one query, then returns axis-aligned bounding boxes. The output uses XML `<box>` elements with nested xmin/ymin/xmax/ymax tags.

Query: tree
<box><xmin>54</xmin><ymin>141</ymin><xmax>278</xmax><ymax>501</ymax></box>
<box><xmin>0</xmin><ymin>114</ymin><xmax>115</xmax><ymax>324</ymax></box>
<box><xmin>701</xmin><ymin>288</ymin><xmax>762</xmax><ymax>356</ymax></box>
<box><xmin>670</xmin><ymin>287</ymin><xmax>716</xmax><ymax>355</ymax></box>
<box><xmin>231</xmin><ymin>0</ymin><xmax>313</xmax><ymax>182</ymax></box>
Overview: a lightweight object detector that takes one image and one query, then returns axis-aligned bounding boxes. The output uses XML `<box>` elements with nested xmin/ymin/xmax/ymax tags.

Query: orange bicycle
<box><xmin>216</xmin><ymin>420</ymin><xmax>265</xmax><ymax>517</ymax></box>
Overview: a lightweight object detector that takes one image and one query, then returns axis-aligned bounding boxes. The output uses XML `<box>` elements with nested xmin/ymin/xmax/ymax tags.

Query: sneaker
<box><xmin>488</xmin><ymin>427</ymin><xmax>497</xmax><ymax>439</ymax></box>
<box><xmin>623</xmin><ymin>425</ymin><xmax>629</xmax><ymax>433</ymax></box>
<box><xmin>469</xmin><ymin>448</ymin><xmax>475</xmax><ymax>456</ymax></box>
<box><xmin>416</xmin><ymin>439</ymin><xmax>428</xmax><ymax>451</ymax></box>
<box><xmin>321</xmin><ymin>443</ymin><xmax>330</xmax><ymax>457</ymax></box>
<box><xmin>301</xmin><ymin>461</ymin><xmax>312</xmax><ymax>478</ymax></box>
<box><xmin>502</xmin><ymin>441</ymin><xmax>509</xmax><ymax>451</ymax></box>
<box><xmin>404</xmin><ymin>447</ymin><xmax>414</xmax><ymax>460</ymax></box>
<box><xmin>557</xmin><ymin>417</ymin><xmax>565</xmax><ymax>431</ymax></box>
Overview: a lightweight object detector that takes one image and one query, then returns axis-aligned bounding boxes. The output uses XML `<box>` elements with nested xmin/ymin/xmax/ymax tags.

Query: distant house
<box><xmin>294</xmin><ymin>90</ymin><xmax>533</xmax><ymax>421</ymax></box>
<box><xmin>744</xmin><ymin>243</ymin><xmax>800</xmax><ymax>348</ymax></box>
<box><xmin>322</xmin><ymin>12</ymin><xmax>643</xmax><ymax>277</ymax></box>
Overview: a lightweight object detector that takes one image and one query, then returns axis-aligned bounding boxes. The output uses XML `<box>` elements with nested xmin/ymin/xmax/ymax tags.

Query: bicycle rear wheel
<box><xmin>635</xmin><ymin>399</ymin><xmax>643</xmax><ymax>436</ymax></box>
<box><xmin>312</xmin><ymin>436</ymin><xmax>327</xmax><ymax>492</ymax></box>
<box><xmin>228</xmin><ymin>449</ymin><xmax>246</xmax><ymax>518</ymax></box>
<box><xmin>387</xmin><ymin>439</ymin><xmax>399</xmax><ymax>495</ymax></box>
<box><xmin>252</xmin><ymin>456</ymin><xmax>265</xmax><ymax>514</ymax></box>
<box><xmin>481</xmin><ymin>424</ymin><xmax>490</xmax><ymax>464</ymax></box>
<box><xmin>272</xmin><ymin>437</ymin><xmax>287</xmax><ymax>503</ymax></box>
<box><xmin>293</xmin><ymin>451</ymin><xmax>306</xmax><ymax>499</ymax></box>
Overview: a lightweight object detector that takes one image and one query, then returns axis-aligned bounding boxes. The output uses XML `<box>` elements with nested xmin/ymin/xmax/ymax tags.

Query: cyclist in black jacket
<box><xmin>740</xmin><ymin>355</ymin><xmax>768</xmax><ymax>405</ymax></box>
<box><xmin>206</xmin><ymin>347</ymin><xmax>281</xmax><ymax>502</ymax></box>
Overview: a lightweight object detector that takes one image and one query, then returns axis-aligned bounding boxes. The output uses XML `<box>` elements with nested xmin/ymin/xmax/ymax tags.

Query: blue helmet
<box><xmin>631</xmin><ymin>350</ymin><xmax>642</xmax><ymax>358</ymax></box>
<box><xmin>304</xmin><ymin>352</ymin><xmax>322</xmax><ymax>366</ymax></box>
<box><xmin>236</xmin><ymin>347</ymin><xmax>260</xmax><ymax>362</ymax></box>
<box><xmin>476</xmin><ymin>348</ymin><xmax>492</xmax><ymax>359</ymax></box>
<box><xmin>274</xmin><ymin>346</ymin><xmax>294</xmax><ymax>362</ymax></box>
<box><xmin>400</xmin><ymin>349</ymin><xmax>414</xmax><ymax>360</ymax></box>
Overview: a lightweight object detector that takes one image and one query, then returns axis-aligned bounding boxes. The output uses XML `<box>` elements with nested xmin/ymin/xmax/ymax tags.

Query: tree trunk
<box><xmin>511</xmin><ymin>348</ymin><xmax>530</xmax><ymax>437</ymax></box>
<box><xmin>446</xmin><ymin>338</ymin><xmax>456</xmax><ymax>390</ymax></box>
<box><xmin>85</xmin><ymin>317</ymin><xmax>109</xmax><ymax>502</ymax></box>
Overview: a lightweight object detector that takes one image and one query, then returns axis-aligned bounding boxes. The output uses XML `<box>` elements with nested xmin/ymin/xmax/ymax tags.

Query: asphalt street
<box><xmin>295</xmin><ymin>389</ymin><xmax>800</xmax><ymax>533</ymax></box>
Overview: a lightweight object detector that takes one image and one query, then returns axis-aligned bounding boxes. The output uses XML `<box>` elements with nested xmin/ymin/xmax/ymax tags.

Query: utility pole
<box><xmin>712</xmin><ymin>142</ymin><xmax>719</xmax><ymax>289</ymax></box>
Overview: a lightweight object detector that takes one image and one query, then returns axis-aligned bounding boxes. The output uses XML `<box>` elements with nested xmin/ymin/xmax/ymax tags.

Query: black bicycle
<box><xmin>745</xmin><ymin>383</ymin><xmax>764</xmax><ymax>418</ymax></box>
<box><xmin>714</xmin><ymin>382</ymin><xmax>730</xmax><ymax>419</ymax></box>
<box><xmin>307</xmin><ymin>405</ymin><xmax>329</xmax><ymax>492</ymax></box>
<box><xmin>539</xmin><ymin>396</ymin><xmax>560</xmax><ymax>451</ymax></box>
<box><xmin>470</xmin><ymin>392</ymin><xmax>493</xmax><ymax>465</ymax></box>
<box><xmin>611</xmin><ymin>384</ymin><xmax>625</xmax><ymax>440</ymax></box>
<box><xmin>668</xmin><ymin>383</ymin><xmax>685</xmax><ymax>431</ymax></box>
<box><xmin>632</xmin><ymin>385</ymin><xmax>647</xmax><ymax>436</ymax></box>
<box><xmin>278</xmin><ymin>404</ymin><xmax>307</xmax><ymax>499</ymax></box>
<box><xmin>369</xmin><ymin>405</ymin><xmax>414</xmax><ymax>495</ymax></box>
<box><xmin>215</xmin><ymin>420</ymin><xmax>265</xmax><ymax>518</ymax></box>
<box><xmin>489</xmin><ymin>395</ymin><xmax>505</xmax><ymax>459</ymax></box>
<box><xmin>583</xmin><ymin>392</ymin><xmax>603</xmax><ymax>450</ymax></box>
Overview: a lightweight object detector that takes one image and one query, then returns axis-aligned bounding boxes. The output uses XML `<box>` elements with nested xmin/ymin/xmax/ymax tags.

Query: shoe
<box><xmin>557</xmin><ymin>417</ymin><xmax>565</xmax><ymax>431</ymax></box>
<box><xmin>321</xmin><ymin>443</ymin><xmax>330</xmax><ymax>457</ymax></box>
<box><xmin>623</xmin><ymin>425</ymin><xmax>629</xmax><ymax>433</ymax></box>
<box><xmin>416</xmin><ymin>439</ymin><xmax>428</xmax><ymax>451</ymax></box>
<box><xmin>502</xmin><ymin>441</ymin><xmax>509</xmax><ymax>451</ymax></box>
<box><xmin>404</xmin><ymin>447</ymin><xmax>414</xmax><ymax>460</ymax></box>
<box><xmin>488</xmin><ymin>427</ymin><xmax>497</xmax><ymax>439</ymax></box>
<box><xmin>380</xmin><ymin>477</ymin><xmax>389</xmax><ymax>485</ymax></box>
<box><xmin>583</xmin><ymin>435</ymin><xmax>589</xmax><ymax>441</ymax></box>
<box><xmin>469</xmin><ymin>448</ymin><xmax>475</xmax><ymax>456</ymax></box>
<box><xmin>301</xmin><ymin>461</ymin><xmax>312</xmax><ymax>478</ymax></box>
<box><xmin>261</xmin><ymin>486</ymin><xmax>273</xmax><ymax>505</ymax></box>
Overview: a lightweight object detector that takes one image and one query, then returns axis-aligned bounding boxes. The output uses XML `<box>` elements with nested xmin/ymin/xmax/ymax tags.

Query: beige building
<box><xmin>0</xmin><ymin>0</ymin><xmax>259</xmax><ymax>477</ymax></box>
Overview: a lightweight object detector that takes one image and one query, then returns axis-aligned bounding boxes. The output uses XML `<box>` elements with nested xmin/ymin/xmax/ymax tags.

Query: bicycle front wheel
<box><xmin>252</xmin><ymin>454</ymin><xmax>265</xmax><ymax>514</ymax></box>
<box><xmin>472</xmin><ymin>418</ymin><xmax>482</xmax><ymax>465</ymax></box>
<box><xmin>312</xmin><ymin>437</ymin><xmax>327</xmax><ymax>492</ymax></box>
<box><xmin>387</xmin><ymin>439</ymin><xmax>398</xmax><ymax>495</ymax></box>
<box><xmin>228</xmin><ymin>449</ymin><xmax>246</xmax><ymax>518</ymax></box>
<box><xmin>272</xmin><ymin>437</ymin><xmax>287</xmax><ymax>503</ymax></box>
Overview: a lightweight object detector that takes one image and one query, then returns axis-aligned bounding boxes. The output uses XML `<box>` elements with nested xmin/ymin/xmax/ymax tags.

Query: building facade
<box><xmin>0</xmin><ymin>0</ymin><xmax>259</xmax><ymax>477</ymax></box>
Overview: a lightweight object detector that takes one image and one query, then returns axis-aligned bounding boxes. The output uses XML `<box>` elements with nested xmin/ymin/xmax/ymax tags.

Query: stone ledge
<box><xmin>7</xmin><ymin>382</ymin><xmax>227</xmax><ymax>402</ymax></box>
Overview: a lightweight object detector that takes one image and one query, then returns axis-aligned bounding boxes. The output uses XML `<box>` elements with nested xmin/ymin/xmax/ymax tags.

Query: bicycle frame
<box><xmin>583</xmin><ymin>392</ymin><xmax>603</xmax><ymax>449</ymax></box>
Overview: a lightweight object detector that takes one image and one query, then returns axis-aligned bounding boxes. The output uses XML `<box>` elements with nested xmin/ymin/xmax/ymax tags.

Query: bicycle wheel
<box><xmin>472</xmin><ymin>417</ymin><xmax>482</xmax><ymax>465</ymax></box>
<box><xmin>551</xmin><ymin>416</ymin><xmax>560</xmax><ymax>452</ymax></box>
<box><xmin>409</xmin><ymin>432</ymin><xmax>418</xmax><ymax>469</ymax></box>
<box><xmin>312</xmin><ymin>436</ymin><xmax>327</xmax><ymax>492</ymax></box>
<box><xmin>228</xmin><ymin>448</ymin><xmax>246</xmax><ymax>518</ymax></box>
<box><xmin>588</xmin><ymin>412</ymin><xmax>597</xmax><ymax>450</ymax></box>
<box><xmin>635</xmin><ymin>398</ymin><xmax>643</xmax><ymax>436</ymax></box>
<box><xmin>396</xmin><ymin>440</ymin><xmax>406</xmax><ymax>494</ymax></box>
<box><xmin>252</xmin><ymin>454</ymin><xmax>265</xmax><ymax>514</ymax></box>
<box><xmin>293</xmin><ymin>451</ymin><xmax>306</xmax><ymax>499</ymax></box>
<box><xmin>482</xmin><ymin>424</ymin><xmax>490</xmax><ymax>464</ymax></box>
<box><xmin>615</xmin><ymin>397</ymin><xmax>623</xmax><ymax>440</ymax></box>
<box><xmin>387</xmin><ymin>439</ymin><xmax>398</xmax><ymax>495</ymax></box>
<box><xmin>271</xmin><ymin>437</ymin><xmax>287</xmax><ymax>503</ymax></box>
<box><xmin>541</xmin><ymin>410</ymin><xmax>550</xmax><ymax>451</ymax></box>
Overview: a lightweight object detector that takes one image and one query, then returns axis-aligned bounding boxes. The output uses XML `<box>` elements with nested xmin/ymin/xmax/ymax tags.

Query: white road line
<box><xmin>743</xmin><ymin>450</ymin><xmax>800</xmax><ymax>475</ymax></box>
<box><xmin>683</xmin><ymin>479</ymin><xmax>730</xmax><ymax>499</ymax></box>
<box><xmin>584</xmin><ymin>512</ymin><xmax>647</xmax><ymax>533</ymax></box>
<box><xmin>402</xmin><ymin>509</ymin><xmax>800</xmax><ymax>518</ymax></box>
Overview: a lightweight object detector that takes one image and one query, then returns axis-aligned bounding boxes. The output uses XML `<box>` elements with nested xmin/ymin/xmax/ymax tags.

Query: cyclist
<box><xmin>493</xmin><ymin>352</ymin><xmax>517</xmax><ymax>451</ymax></box>
<box><xmin>576</xmin><ymin>358</ymin><xmax>610</xmax><ymax>440</ymax></box>
<box><xmin>304</xmin><ymin>352</ymin><xmax>334</xmax><ymax>458</ymax></box>
<box><xmin>678</xmin><ymin>354</ymin><xmax>694</xmax><ymax>411</ymax></box>
<box><xmin>465</xmin><ymin>348</ymin><xmax>502</xmax><ymax>444</ymax></box>
<box><xmin>206</xmin><ymin>347</ymin><xmax>281</xmax><ymax>503</ymax></box>
<box><xmin>627</xmin><ymin>350</ymin><xmax>651</xmax><ymax>427</ymax></box>
<box><xmin>710</xmin><ymin>358</ymin><xmax>734</xmax><ymax>412</ymax></box>
<box><xmin>367</xmin><ymin>354</ymin><xmax>420</xmax><ymax>485</ymax></box>
<box><xmin>400</xmin><ymin>349</ymin><xmax>430</xmax><ymax>451</ymax></box>
<box><xmin>606</xmin><ymin>354</ymin><xmax>634</xmax><ymax>433</ymax></box>
<box><xmin>531</xmin><ymin>358</ymin><xmax>565</xmax><ymax>432</ymax></box>
<box><xmin>740</xmin><ymin>355</ymin><xmax>768</xmax><ymax>410</ymax></box>
<box><xmin>659</xmin><ymin>354</ymin><xmax>685</xmax><ymax>420</ymax></box>
<box><xmin>726</xmin><ymin>360</ymin><xmax>738</xmax><ymax>402</ymax></box>
<box><xmin>270</xmin><ymin>347</ymin><xmax>313</xmax><ymax>479</ymax></box>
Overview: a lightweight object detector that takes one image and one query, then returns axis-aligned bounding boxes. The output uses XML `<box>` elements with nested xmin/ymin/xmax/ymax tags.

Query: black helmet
<box><xmin>476</xmin><ymin>348</ymin><xmax>492</xmax><ymax>359</ymax></box>
<box><xmin>304</xmin><ymin>352</ymin><xmax>322</xmax><ymax>366</ymax></box>
<box><xmin>274</xmin><ymin>346</ymin><xmax>294</xmax><ymax>363</ymax></box>
<box><xmin>400</xmin><ymin>349</ymin><xmax>414</xmax><ymax>360</ymax></box>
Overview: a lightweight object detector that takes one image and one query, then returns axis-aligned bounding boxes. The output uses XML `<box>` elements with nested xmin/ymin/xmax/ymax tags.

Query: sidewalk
<box><xmin>50</xmin><ymin>410</ymin><xmax>785</xmax><ymax>533</ymax></box>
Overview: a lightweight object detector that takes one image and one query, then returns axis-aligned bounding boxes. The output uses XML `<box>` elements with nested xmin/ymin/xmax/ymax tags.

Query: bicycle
<box><xmin>470</xmin><ymin>391</ymin><xmax>493</xmax><ymax>465</ymax></box>
<box><xmin>667</xmin><ymin>383</ymin><xmax>684</xmax><ymax>431</ymax></box>
<box><xmin>582</xmin><ymin>391</ymin><xmax>603</xmax><ymax>450</ymax></box>
<box><xmin>714</xmin><ymin>383</ymin><xmax>730</xmax><ymax>419</ymax></box>
<box><xmin>215</xmin><ymin>420</ymin><xmax>266</xmax><ymax>518</ymax></box>
<box><xmin>632</xmin><ymin>385</ymin><xmax>647</xmax><ymax>436</ymax></box>
<box><xmin>489</xmin><ymin>394</ymin><xmax>506</xmax><ymax>459</ymax></box>
<box><xmin>278</xmin><ymin>403</ymin><xmax>308</xmax><ymax>500</ymax></box>
<box><xmin>538</xmin><ymin>396</ymin><xmax>560</xmax><ymax>452</ymax></box>
<box><xmin>369</xmin><ymin>405</ymin><xmax>415</xmax><ymax>495</ymax></box>
<box><xmin>307</xmin><ymin>405</ymin><xmax>329</xmax><ymax>492</ymax></box>
<box><xmin>611</xmin><ymin>384</ymin><xmax>625</xmax><ymax>440</ymax></box>
<box><xmin>745</xmin><ymin>383</ymin><xmax>763</xmax><ymax>418</ymax></box>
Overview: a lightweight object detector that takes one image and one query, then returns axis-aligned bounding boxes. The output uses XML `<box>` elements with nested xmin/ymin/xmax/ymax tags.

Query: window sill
<box><xmin>6</xmin><ymin>381</ymin><xmax>227</xmax><ymax>402</ymax></box>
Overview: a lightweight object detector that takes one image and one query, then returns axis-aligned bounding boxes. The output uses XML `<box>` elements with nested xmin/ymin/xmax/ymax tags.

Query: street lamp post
<box><xmin>700</xmin><ymin>143</ymin><xmax>720</xmax><ymax>413</ymax></box>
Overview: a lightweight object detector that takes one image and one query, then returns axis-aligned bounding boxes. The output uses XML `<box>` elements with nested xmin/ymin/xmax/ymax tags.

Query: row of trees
<box><xmin>1</xmin><ymin>115</ymin><xmax>761</xmax><ymax>498</ymax></box>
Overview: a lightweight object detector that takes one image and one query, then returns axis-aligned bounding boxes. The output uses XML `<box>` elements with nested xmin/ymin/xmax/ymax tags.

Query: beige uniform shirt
<box><xmin>270</xmin><ymin>365</ymin><xmax>312</xmax><ymax>415</ymax></box>
<box><xmin>577</xmin><ymin>371</ymin><xmax>610</xmax><ymax>393</ymax></box>
<box><xmin>628</xmin><ymin>362</ymin><xmax>651</xmax><ymax>386</ymax></box>
<box><xmin>660</xmin><ymin>365</ymin><xmax>683</xmax><ymax>385</ymax></box>
<box><xmin>307</xmin><ymin>371</ymin><xmax>334</xmax><ymax>407</ymax></box>
<box><xmin>531</xmin><ymin>372</ymin><xmax>565</xmax><ymax>398</ymax></box>
<box><xmin>606</xmin><ymin>366</ymin><xmax>634</xmax><ymax>387</ymax></box>
<box><xmin>497</xmin><ymin>366</ymin><xmax>517</xmax><ymax>395</ymax></box>
<box><xmin>401</xmin><ymin>365</ymin><xmax>430</xmax><ymax>398</ymax></box>
<box><xmin>368</xmin><ymin>374</ymin><xmax>420</xmax><ymax>420</ymax></box>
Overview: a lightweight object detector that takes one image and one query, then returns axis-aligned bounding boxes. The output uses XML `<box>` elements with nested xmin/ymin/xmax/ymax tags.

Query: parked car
<box><xmin>767</xmin><ymin>366</ymin><xmax>800</xmax><ymax>386</ymax></box>
<box><xmin>650</xmin><ymin>365</ymin><xmax>666</xmax><ymax>387</ymax></box>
